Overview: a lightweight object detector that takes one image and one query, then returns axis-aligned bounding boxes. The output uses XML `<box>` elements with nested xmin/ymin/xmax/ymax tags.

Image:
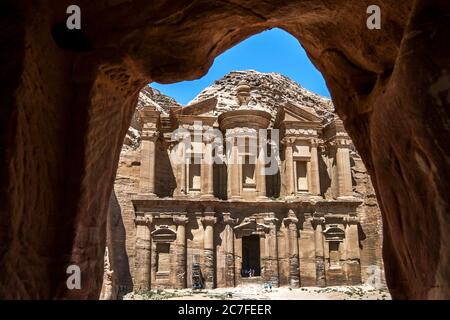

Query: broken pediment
<box><xmin>172</xmin><ymin>97</ymin><xmax>218</xmax><ymax>117</ymax></box>
<box><xmin>274</xmin><ymin>101</ymin><xmax>321</xmax><ymax>128</ymax></box>
<box><xmin>234</xmin><ymin>218</ymin><xmax>270</xmax><ymax>235</ymax></box>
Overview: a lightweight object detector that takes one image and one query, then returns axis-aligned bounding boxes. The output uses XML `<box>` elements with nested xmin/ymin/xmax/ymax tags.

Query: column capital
<box><xmin>310</xmin><ymin>138</ymin><xmax>320</xmax><ymax>147</ymax></box>
<box><xmin>135</xmin><ymin>215</ymin><xmax>152</xmax><ymax>226</ymax></box>
<box><xmin>202</xmin><ymin>210</ymin><xmax>217</xmax><ymax>226</ymax></box>
<box><xmin>283</xmin><ymin>210</ymin><xmax>299</xmax><ymax>226</ymax></box>
<box><xmin>312</xmin><ymin>215</ymin><xmax>325</xmax><ymax>228</ymax></box>
<box><xmin>343</xmin><ymin>216</ymin><xmax>359</xmax><ymax>225</ymax></box>
<box><xmin>172</xmin><ymin>130</ymin><xmax>191</xmax><ymax>142</ymax></box>
<box><xmin>263</xmin><ymin>217</ymin><xmax>279</xmax><ymax>226</ymax></box>
<box><xmin>203</xmin><ymin>131</ymin><xmax>217</xmax><ymax>144</ymax></box>
<box><xmin>330</xmin><ymin>138</ymin><xmax>352</xmax><ymax>148</ymax></box>
<box><xmin>281</xmin><ymin>136</ymin><xmax>296</xmax><ymax>146</ymax></box>
<box><xmin>222</xmin><ymin>212</ymin><xmax>238</xmax><ymax>226</ymax></box>
<box><xmin>173</xmin><ymin>214</ymin><xmax>189</xmax><ymax>225</ymax></box>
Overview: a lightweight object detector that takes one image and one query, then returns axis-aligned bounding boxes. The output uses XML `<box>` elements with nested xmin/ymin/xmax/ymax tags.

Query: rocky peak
<box><xmin>124</xmin><ymin>71</ymin><xmax>334</xmax><ymax>150</ymax></box>
<box><xmin>124</xmin><ymin>86</ymin><xmax>181</xmax><ymax>150</ymax></box>
<box><xmin>188</xmin><ymin>70</ymin><xmax>334</xmax><ymax>122</ymax></box>
<box><xmin>137</xmin><ymin>85</ymin><xmax>181</xmax><ymax>115</ymax></box>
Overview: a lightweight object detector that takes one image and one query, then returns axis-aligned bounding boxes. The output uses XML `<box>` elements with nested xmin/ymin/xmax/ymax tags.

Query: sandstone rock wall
<box><xmin>351</xmin><ymin>153</ymin><xmax>385</xmax><ymax>285</ymax></box>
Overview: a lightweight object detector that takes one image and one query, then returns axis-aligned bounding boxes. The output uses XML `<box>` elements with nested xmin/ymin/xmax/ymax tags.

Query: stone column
<box><xmin>283</xmin><ymin>137</ymin><xmax>295</xmax><ymax>197</ymax></box>
<box><xmin>139</xmin><ymin>131</ymin><xmax>159</xmax><ymax>196</ymax></box>
<box><xmin>134</xmin><ymin>215</ymin><xmax>152</xmax><ymax>291</ymax></box>
<box><xmin>335</xmin><ymin>139</ymin><xmax>353</xmax><ymax>197</ymax></box>
<box><xmin>150</xmin><ymin>239</ymin><xmax>157</xmax><ymax>287</ymax></box>
<box><xmin>284</xmin><ymin>210</ymin><xmax>300</xmax><ymax>288</ymax></box>
<box><xmin>139</xmin><ymin>108</ymin><xmax>160</xmax><ymax>196</ymax></box>
<box><xmin>344</xmin><ymin>215</ymin><xmax>361</xmax><ymax>284</ymax></box>
<box><xmin>174</xmin><ymin>131</ymin><xmax>188</xmax><ymax>197</ymax></box>
<box><xmin>223</xmin><ymin>213</ymin><xmax>237</xmax><ymax>287</ymax></box>
<box><xmin>234</xmin><ymin>236</ymin><xmax>243</xmax><ymax>285</ymax></box>
<box><xmin>226</xmin><ymin>131</ymin><xmax>241</xmax><ymax>199</ymax></box>
<box><xmin>202</xmin><ymin>210</ymin><xmax>217</xmax><ymax>289</ymax></box>
<box><xmin>313</xmin><ymin>216</ymin><xmax>326</xmax><ymax>286</ymax></box>
<box><xmin>201</xmin><ymin>133</ymin><xmax>215</xmax><ymax>199</ymax></box>
<box><xmin>174</xmin><ymin>214</ymin><xmax>189</xmax><ymax>288</ymax></box>
<box><xmin>256</xmin><ymin>136</ymin><xmax>267</xmax><ymax>200</ymax></box>
<box><xmin>344</xmin><ymin>216</ymin><xmax>360</xmax><ymax>260</ymax></box>
<box><xmin>264</xmin><ymin>216</ymin><xmax>279</xmax><ymax>287</ymax></box>
<box><xmin>310</xmin><ymin>138</ymin><xmax>321</xmax><ymax>196</ymax></box>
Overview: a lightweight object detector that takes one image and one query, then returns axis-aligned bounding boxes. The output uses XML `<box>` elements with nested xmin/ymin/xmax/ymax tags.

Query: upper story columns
<box><xmin>138</xmin><ymin>107</ymin><xmax>160</xmax><ymax>196</ymax></box>
<box><xmin>219</xmin><ymin>109</ymin><xmax>272</xmax><ymax>201</ymax></box>
<box><xmin>170</xmin><ymin>117</ymin><xmax>217</xmax><ymax>198</ymax></box>
<box><xmin>280</xmin><ymin>130</ymin><xmax>322</xmax><ymax>198</ymax></box>
<box><xmin>323</xmin><ymin>118</ymin><xmax>353</xmax><ymax>198</ymax></box>
<box><xmin>275</xmin><ymin>103</ymin><xmax>323</xmax><ymax>199</ymax></box>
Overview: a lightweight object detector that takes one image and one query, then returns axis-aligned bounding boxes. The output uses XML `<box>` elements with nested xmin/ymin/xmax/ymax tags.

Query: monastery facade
<box><xmin>130</xmin><ymin>80</ymin><xmax>368</xmax><ymax>290</ymax></box>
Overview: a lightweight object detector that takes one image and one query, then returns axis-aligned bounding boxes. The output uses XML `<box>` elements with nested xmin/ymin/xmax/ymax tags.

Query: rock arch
<box><xmin>0</xmin><ymin>0</ymin><xmax>448</xmax><ymax>299</ymax></box>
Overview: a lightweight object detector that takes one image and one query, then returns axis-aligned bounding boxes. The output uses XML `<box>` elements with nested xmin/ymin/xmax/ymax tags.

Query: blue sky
<box><xmin>151</xmin><ymin>28</ymin><xmax>330</xmax><ymax>105</ymax></box>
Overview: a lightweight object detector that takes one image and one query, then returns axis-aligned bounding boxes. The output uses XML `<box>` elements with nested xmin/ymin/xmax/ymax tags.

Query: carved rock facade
<box><xmin>110</xmin><ymin>72</ymin><xmax>385</xmax><ymax>292</ymax></box>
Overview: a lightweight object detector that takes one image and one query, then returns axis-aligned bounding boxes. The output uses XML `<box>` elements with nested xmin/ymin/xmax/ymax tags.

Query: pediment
<box><xmin>172</xmin><ymin>97</ymin><xmax>218</xmax><ymax>116</ymax></box>
<box><xmin>274</xmin><ymin>101</ymin><xmax>321</xmax><ymax>127</ymax></box>
<box><xmin>323</xmin><ymin>225</ymin><xmax>345</xmax><ymax>241</ymax></box>
<box><xmin>151</xmin><ymin>225</ymin><xmax>177</xmax><ymax>242</ymax></box>
<box><xmin>234</xmin><ymin>218</ymin><xmax>270</xmax><ymax>234</ymax></box>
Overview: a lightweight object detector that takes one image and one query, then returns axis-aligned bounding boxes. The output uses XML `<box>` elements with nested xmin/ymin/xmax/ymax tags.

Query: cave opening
<box><xmin>107</xmin><ymin>28</ymin><xmax>385</xmax><ymax>297</ymax></box>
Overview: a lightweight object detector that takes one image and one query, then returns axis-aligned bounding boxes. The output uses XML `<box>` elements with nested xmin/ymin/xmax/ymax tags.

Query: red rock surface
<box><xmin>0</xmin><ymin>0</ymin><xmax>448</xmax><ymax>299</ymax></box>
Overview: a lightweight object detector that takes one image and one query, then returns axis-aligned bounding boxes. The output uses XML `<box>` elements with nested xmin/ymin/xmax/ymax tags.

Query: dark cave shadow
<box><xmin>109</xmin><ymin>190</ymin><xmax>133</xmax><ymax>296</ymax></box>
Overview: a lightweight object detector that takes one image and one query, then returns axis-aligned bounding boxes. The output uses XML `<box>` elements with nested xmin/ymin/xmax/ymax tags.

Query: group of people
<box><xmin>242</xmin><ymin>268</ymin><xmax>256</xmax><ymax>278</ymax></box>
<box><xmin>241</xmin><ymin>267</ymin><xmax>273</xmax><ymax>292</ymax></box>
<box><xmin>263</xmin><ymin>281</ymin><xmax>273</xmax><ymax>292</ymax></box>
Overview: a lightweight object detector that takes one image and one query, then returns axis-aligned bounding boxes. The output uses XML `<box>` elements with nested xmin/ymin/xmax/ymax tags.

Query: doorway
<box><xmin>241</xmin><ymin>235</ymin><xmax>261</xmax><ymax>277</ymax></box>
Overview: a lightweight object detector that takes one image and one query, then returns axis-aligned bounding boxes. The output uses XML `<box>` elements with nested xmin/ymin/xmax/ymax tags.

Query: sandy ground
<box><xmin>123</xmin><ymin>284</ymin><xmax>391</xmax><ymax>300</ymax></box>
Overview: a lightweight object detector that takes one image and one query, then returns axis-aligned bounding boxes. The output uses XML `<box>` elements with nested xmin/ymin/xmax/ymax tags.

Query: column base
<box><xmin>337</xmin><ymin>195</ymin><xmax>355</xmax><ymax>200</ymax></box>
<box><xmin>229</xmin><ymin>196</ymin><xmax>243</xmax><ymax>201</ymax></box>
<box><xmin>200</xmin><ymin>194</ymin><xmax>217</xmax><ymax>200</ymax></box>
<box><xmin>289</xmin><ymin>279</ymin><xmax>300</xmax><ymax>288</ymax></box>
<box><xmin>139</xmin><ymin>192</ymin><xmax>157</xmax><ymax>198</ymax></box>
<box><xmin>315</xmin><ymin>256</ymin><xmax>326</xmax><ymax>287</ymax></box>
<box><xmin>256</xmin><ymin>195</ymin><xmax>268</xmax><ymax>201</ymax></box>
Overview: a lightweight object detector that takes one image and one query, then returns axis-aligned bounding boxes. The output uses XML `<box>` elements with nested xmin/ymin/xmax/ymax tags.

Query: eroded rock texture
<box><xmin>0</xmin><ymin>0</ymin><xmax>448</xmax><ymax>299</ymax></box>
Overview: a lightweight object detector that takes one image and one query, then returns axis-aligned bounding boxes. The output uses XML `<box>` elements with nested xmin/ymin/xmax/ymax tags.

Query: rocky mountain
<box><xmin>189</xmin><ymin>70</ymin><xmax>334</xmax><ymax>122</ymax></box>
<box><xmin>124</xmin><ymin>86</ymin><xmax>181</xmax><ymax>150</ymax></box>
<box><xmin>125</xmin><ymin>70</ymin><xmax>335</xmax><ymax>150</ymax></box>
<box><xmin>136</xmin><ymin>85</ymin><xmax>181</xmax><ymax>113</ymax></box>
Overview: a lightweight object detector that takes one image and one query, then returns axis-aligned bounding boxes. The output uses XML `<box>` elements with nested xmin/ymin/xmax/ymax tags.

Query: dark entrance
<box><xmin>241</xmin><ymin>235</ymin><xmax>261</xmax><ymax>277</ymax></box>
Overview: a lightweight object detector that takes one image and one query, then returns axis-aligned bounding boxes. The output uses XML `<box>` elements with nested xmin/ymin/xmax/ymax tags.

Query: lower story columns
<box><xmin>264</xmin><ymin>216</ymin><xmax>280</xmax><ymax>287</ymax></box>
<box><xmin>284</xmin><ymin>210</ymin><xmax>300</xmax><ymax>288</ymax></box>
<box><xmin>174</xmin><ymin>214</ymin><xmax>189</xmax><ymax>288</ymax></box>
<box><xmin>134</xmin><ymin>216</ymin><xmax>152</xmax><ymax>291</ymax></box>
<box><xmin>344</xmin><ymin>215</ymin><xmax>361</xmax><ymax>284</ymax></box>
<box><xmin>313</xmin><ymin>216</ymin><xmax>326</xmax><ymax>286</ymax></box>
<box><xmin>223</xmin><ymin>213</ymin><xmax>237</xmax><ymax>287</ymax></box>
<box><xmin>202</xmin><ymin>210</ymin><xmax>217</xmax><ymax>289</ymax></box>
